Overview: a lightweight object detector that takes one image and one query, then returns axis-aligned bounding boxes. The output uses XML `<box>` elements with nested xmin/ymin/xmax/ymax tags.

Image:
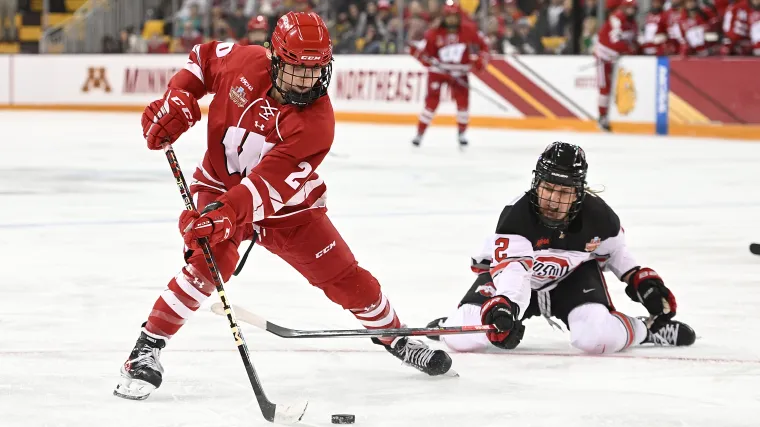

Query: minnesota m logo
<box><xmin>82</xmin><ymin>67</ymin><xmax>112</xmax><ymax>93</ymax></box>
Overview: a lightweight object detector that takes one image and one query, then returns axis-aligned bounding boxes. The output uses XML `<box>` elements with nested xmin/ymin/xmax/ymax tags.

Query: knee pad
<box><xmin>319</xmin><ymin>265</ymin><xmax>381</xmax><ymax>311</ymax></box>
<box><xmin>568</xmin><ymin>303</ymin><xmax>612</xmax><ymax>354</ymax></box>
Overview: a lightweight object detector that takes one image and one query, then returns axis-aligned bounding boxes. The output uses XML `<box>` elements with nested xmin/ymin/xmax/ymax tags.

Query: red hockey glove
<box><xmin>142</xmin><ymin>89</ymin><xmax>201</xmax><ymax>150</ymax></box>
<box><xmin>180</xmin><ymin>200</ymin><xmax>238</xmax><ymax>250</ymax></box>
<box><xmin>471</xmin><ymin>54</ymin><xmax>486</xmax><ymax>72</ymax></box>
<box><xmin>625</xmin><ymin>267</ymin><xmax>677</xmax><ymax>329</ymax></box>
<box><xmin>480</xmin><ymin>296</ymin><xmax>525</xmax><ymax>349</ymax></box>
<box><xmin>179</xmin><ymin>184</ymin><xmax>253</xmax><ymax>250</ymax></box>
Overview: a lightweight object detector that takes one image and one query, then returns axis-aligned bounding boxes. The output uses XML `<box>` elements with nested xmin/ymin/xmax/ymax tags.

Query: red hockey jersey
<box><xmin>641</xmin><ymin>10</ymin><xmax>671</xmax><ymax>54</ymax></box>
<box><xmin>167</xmin><ymin>41</ymin><xmax>333</xmax><ymax>228</ymax></box>
<box><xmin>411</xmin><ymin>21</ymin><xmax>489</xmax><ymax>77</ymax></box>
<box><xmin>678</xmin><ymin>8</ymin><xmax>716</xmax><ymax>55</ymax></box>
<box><xmin>595</xmin><ymin>10</ymin><xmax>639</xmax><ymax>61</ymax></box>
<box><xmin>723</xmin><ymin>0</ymin><xmax>753</xmax><ymax>53</ymax></box>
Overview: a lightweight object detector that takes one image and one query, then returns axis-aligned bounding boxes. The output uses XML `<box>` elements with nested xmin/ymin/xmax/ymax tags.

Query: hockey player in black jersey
<box><xmin>429</xmin><ymin>142</ymin><xmax>696</xmax><ymax>353</ymax></box>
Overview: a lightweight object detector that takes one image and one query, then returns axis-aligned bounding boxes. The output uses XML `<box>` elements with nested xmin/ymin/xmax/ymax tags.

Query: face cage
<box><xmin>529</xmin><ymin>173</ymin><xmax>586</xmax><ymax>229</ymax></box>
<box><xmin>270</xmin><ymin>55</ymin><xmax>332</xmax><ymax>107</ymax></box>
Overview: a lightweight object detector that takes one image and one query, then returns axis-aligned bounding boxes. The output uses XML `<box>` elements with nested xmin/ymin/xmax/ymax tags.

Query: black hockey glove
<box><xmin>625</xmin><ymin>267</ymin><xmax>677</xmax><ymax>329</ymax></box>
<box><xmin>480</xmin><ymin>296</ymin><xmax>525</xmax><ymax>349</ymax></box>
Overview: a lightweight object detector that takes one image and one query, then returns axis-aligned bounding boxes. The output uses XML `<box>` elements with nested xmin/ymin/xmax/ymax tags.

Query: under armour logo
<box><xmin>255</xmin><ymin>121</ymin><xmax>264</xmax><ymax>131</ymax></box>
<box><xmin>259</xmin><ymin>99</ymin><xmax>278</xmax><ymax>121</ymax></box>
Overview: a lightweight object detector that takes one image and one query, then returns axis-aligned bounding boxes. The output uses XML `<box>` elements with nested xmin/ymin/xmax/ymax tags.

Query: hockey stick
<box><xmin>410</xmin><ymin>45</ymin><xmax>509</xmax><ymax>112</ymax></box>
<box><xmin>750</xmin><ymin>243</ymin><xmax>760</xmax><ymax>255</ymax></box>
<box><xmin>210</xmin><ymin>302</ymin><xmax>498</xmax><ymax>338</ymax></box>
<box><xmin>164</xmin><ymin>145</ymin><xmax>307</xmax><ymax>424</ymax></box>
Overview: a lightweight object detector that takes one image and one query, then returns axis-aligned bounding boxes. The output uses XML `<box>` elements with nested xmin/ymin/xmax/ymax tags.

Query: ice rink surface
<box><xmin>0</xmin><ymin>111</ymin><xmax>758</xmax><ymax>427</ymax></box>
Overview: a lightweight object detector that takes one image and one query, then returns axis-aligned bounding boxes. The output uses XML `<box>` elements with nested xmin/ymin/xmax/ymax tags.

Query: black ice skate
<box><xmin>642</xmin><ymin>318</ymin><xmax>696</xmax><ymax>346</ymax></box>
<box><xmin>425</xmin><ymin>317</ymin><xmax>448</xmax><ymax>341</ymax></box>
<box><xmin>458</xmin><ymin>133</ymin><xmax>468</xmax><ymax>150</ymax></box>
<box><xmin>412</xmin><ymin>134</ymin><xmax>422</xmax><ymax>147</ymax></box>
<box><xmin>113</xmin><ymin>327</ymin><xmax>166</xmax><ymax>400</ymax></box>
<box><xmin>373</xmin><ymin>336</ymin><xmax>455</xmax><ymax>376</ymax></box>
<box><xmin>598</xmin><ymin>116</ymin><xmax>611</xmax><ymax>132</ymax></box>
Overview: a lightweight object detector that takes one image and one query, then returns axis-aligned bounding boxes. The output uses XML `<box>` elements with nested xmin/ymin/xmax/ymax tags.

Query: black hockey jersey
<box><xmin>471</xmin><ymin>191</ymin><xmax>639</xmax><ymax>318</ymax></box>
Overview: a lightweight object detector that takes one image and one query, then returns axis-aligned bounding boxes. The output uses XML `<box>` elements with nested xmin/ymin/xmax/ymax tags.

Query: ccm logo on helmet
<box><xmin>300</xmin><ymin>55</ymin><xmax>322</xmax><ymax>61</ymax></box>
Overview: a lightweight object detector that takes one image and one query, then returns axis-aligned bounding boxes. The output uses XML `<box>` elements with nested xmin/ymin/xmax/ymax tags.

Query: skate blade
<box><xmin>113</xmin><ymin>375</ymin><xmax>157</xmax><ymax>401</ymax></box>
<box><xmin>442</xmin><ymin>369</ymin><xmax>459</xmax><ymax>378</ymax></box>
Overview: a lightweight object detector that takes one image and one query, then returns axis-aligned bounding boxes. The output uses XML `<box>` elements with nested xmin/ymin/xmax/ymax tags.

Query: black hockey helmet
<box><xmin>530</xmin><ymin>142</ymin><xmax>588</xmax><ymax>229</ymax></box>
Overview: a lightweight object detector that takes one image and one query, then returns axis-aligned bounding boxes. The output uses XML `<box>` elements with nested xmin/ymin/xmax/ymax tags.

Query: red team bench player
<box><xmin>114</xmin><ymin>11</ymin><xmax>453</xmax><ymax>401</ymax></box>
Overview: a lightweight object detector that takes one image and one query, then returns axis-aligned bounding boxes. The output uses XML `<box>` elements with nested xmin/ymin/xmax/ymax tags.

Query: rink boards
<box><xmin>0</xmin><ymin>53</ymin><xmax>756</xmax><ymax>140</ymax></box>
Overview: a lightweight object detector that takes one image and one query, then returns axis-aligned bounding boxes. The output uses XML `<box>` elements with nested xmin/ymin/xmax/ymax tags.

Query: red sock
<box><xmin>145</xmin><ymin>266</ymin><xmax>214</xmax><ymax>338</ymax></box>
<box><xmin>350</xmin><ymin>294</ymin><xmax>401</xmax><ymax>346</ymax></box>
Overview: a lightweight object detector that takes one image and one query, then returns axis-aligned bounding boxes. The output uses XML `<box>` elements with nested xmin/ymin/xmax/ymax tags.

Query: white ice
<box><xmin>0</xmin><ymin>111</ymin><xmax>758</xmax><ymax>427</ymax></box>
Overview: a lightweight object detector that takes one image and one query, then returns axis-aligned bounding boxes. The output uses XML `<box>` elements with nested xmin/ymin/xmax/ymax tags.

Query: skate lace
<box><xmin>650</xmin><ymin>323</ymin><xmax>679</xmax><ymax>345</ymax></box>
<box><xmin>132</xmin><ymin>347</ymin><xmax>164</xmax><ymax>373</ymax></box>
<box><xmin>400</xmin><ymin>340</ymin><xmax>436</xmax><ymax>368</ymax></box>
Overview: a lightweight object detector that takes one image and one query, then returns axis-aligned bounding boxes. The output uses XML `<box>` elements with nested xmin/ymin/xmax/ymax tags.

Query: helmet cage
<box><xmin>529</xmin><ymin>143</ymin><xmax>588</xmax><ymax>229</ymax></box>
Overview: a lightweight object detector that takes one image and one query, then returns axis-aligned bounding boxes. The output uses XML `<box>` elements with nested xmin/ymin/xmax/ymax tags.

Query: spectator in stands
<box><xmin>146</xmin><ymin>31</ymin><xmax>170</xmax><ymax>53</ymax></box>
<box><xmin>509</xmin><ymin>17</ymin><xmax>544</xmax><ymax>53</ymax></box>
<box><xmin>173</xmin><ymin>20</ymin><xmax>203</xmax><ymax>53</ymax></box>
<box><xmin>332</xmin><ymin>11</ymin><xmax>358</xmax><ymax>53</ymax></box>
<box><xmin>228</xmin><ymin>6</ymin><xmax>249</xmax><ymax>38</ymax></box>
<box><xmin>486</xmin><ymin>15</ymin><xmax>507</xmax><ymax>53</ymax></box>
<box><xmin>175</xmin><ymin>3</ymin><xmax>203</xmax><ymax>37</ymax></box>
<box><xmin>581</xmin><ymin>16</ymin><xmax>597</xmax><ymax>54</ymax></box>
<box><xmin>239</xmin><ymin>15</ymin><xmax>269</xmax><ymax>46</ymax></box>
<box><xmin>0</xmin><ymin>0</ymin><xmax>16</xmax><ymax>41</ymax></box>
<box><xmin>534</xmin><ymin>0</ymin><xmax>570</xmax><ymax>38</ymax></box>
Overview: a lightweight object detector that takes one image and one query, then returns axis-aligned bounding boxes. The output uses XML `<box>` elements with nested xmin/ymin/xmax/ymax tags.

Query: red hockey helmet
<box><xmin>442</xmin><ymin>0</ymin><xmax>462</xmax><ymax>15</ymax></box>
<box><xmin>442</xmin><ymin>0</ymin><xmax>462</xmax><ymax>29</ymax></box>
<box><xmin>247</xmin><ymin>15</ymin><xmax>269</xmax><ymax>32</ymax></box>
<box><xmin>269</xmin><ymin>11</ymin><xmax>333</xmax><ymax>106</ymax></box>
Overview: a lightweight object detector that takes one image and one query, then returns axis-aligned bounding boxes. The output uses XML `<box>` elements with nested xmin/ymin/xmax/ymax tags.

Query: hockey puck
<box><xmin>331</xmin><ymin>414</ymin><xmax>355</xmax><ymax>424</ymax></box>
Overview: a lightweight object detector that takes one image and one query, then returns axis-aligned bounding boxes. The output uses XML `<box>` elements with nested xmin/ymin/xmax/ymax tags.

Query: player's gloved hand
<box><xmin>625</xmin><ymin>267</ymin><xmax>677</xmax><ymax>329</ymax></box>
<box><xmin>142</xmin><ymin>89</ymin><xmax>201</xmax><ymax>150</ymax></box>
<box><xmin>179</xmin><ymin>199</ymin><xmax>238</xmax><ymax>250</ymax></box>
<box><xmin>471</xmin><ymin>54</ymin><xmax>486</xmax><ymax>72</ymax></box>
<box><xmin>480</xmin><ymin>296</ymin><xmax>525</xmax><ymax>349</ymax></box>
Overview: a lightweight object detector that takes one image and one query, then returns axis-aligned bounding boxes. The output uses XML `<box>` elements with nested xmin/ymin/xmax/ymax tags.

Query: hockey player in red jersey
<box><xmin>594</xmin><ymin>0</ymin><xmax>639</xmax><ymax>132</ymax></box>
<box><xmin>238</xmin><ymin>15</ymin><xmax>269</xmax><ymax>47</ymax></box>
<box><xmin>678</xmin><ymin>0</ymin><xmax>719</xmax><ymax>56</ymax></box>
<box><xmin>722</xmin><ymin>0</ymin><xmax>753</xmax><ymax>55</ymax></box>
<box><xmin>641</xmin><ymin>0</ymin><xmax>673</xmax><ymax>55</ymax></box>
<box><xmin>426</xmin><ymin>142</ymin><xmax>696</xmax><ymax>354</ymax></box>
<box><xmin>410</xmin><ymin>0</ymin><xmax>489</xmax><ymax>149</ymax></box>
<box><xmin>114</xmin><ymin>11</ymin><xmax>453</xmax><ymax>401</ymax></box>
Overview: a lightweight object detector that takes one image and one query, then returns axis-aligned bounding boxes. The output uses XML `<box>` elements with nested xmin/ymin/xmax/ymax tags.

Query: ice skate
<box><xmin>458</xmin><ymin>133</ymin><xmax>468</xmax><ymax>150</ymax></box>
<box><xmin>598</xmin><ymin>116</ymin><xmax>611</xmax><ymax>132</ymax></box>
<box><xmin>425</xmin><ymin>317</ymin><xmax>448</xmax><ymax>341</ymax></box>
<box><xmin>373</xmin><ymin>336</ymin><xmax>455</xmax><ymax>376</ymax></box>
<box><xmin>412</xmin><ymin>134</ymin><xmax>422</xmax><ymax>147</ymax></box>
<box><xmin>113</xmin><ymin>328</ymin><xmax>166</xmax><ymax>400</ymax></box>
<box><xmin>641</xmin><ymin>318</ymin><xmax>696</xmax><ymax>346</ymax></box>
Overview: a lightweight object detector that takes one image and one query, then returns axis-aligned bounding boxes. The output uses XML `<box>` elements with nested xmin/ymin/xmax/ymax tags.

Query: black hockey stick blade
<box><xmin>210</xmin><ymin>302</ymin><xmax>497</xmax><ymax>338</ymax></box>
<box><xmin>750</xmin><ymin>243</ymin><xmax>760</xmax><ymax>255</ymax></box>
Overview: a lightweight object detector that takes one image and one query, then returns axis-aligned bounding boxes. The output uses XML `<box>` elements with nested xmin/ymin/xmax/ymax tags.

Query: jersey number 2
<box><xmin>494</xmin><ymin>237</ymin><xmax>510</xmax><ymax>262</ymax></box>
<box><xmin>284</xmin><ymin>162</ymin><xmax>312</xmax><ymax>189</ymax></box>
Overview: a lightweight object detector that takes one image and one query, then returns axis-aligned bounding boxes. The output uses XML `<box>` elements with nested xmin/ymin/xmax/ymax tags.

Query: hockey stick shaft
<box><xmin>163</xmin><ymin>145</ymin><xmax>301</xmax><ymax>423</ymax></box>
<box><xmin>211</xmin><ymin>302</ymin><xmax>498</xmax><ymax>338</ymax></box>
<box><xmin>410</xmin><ymin>45</ymin><xmax>509</xmax><ymax>112</ymax></box>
